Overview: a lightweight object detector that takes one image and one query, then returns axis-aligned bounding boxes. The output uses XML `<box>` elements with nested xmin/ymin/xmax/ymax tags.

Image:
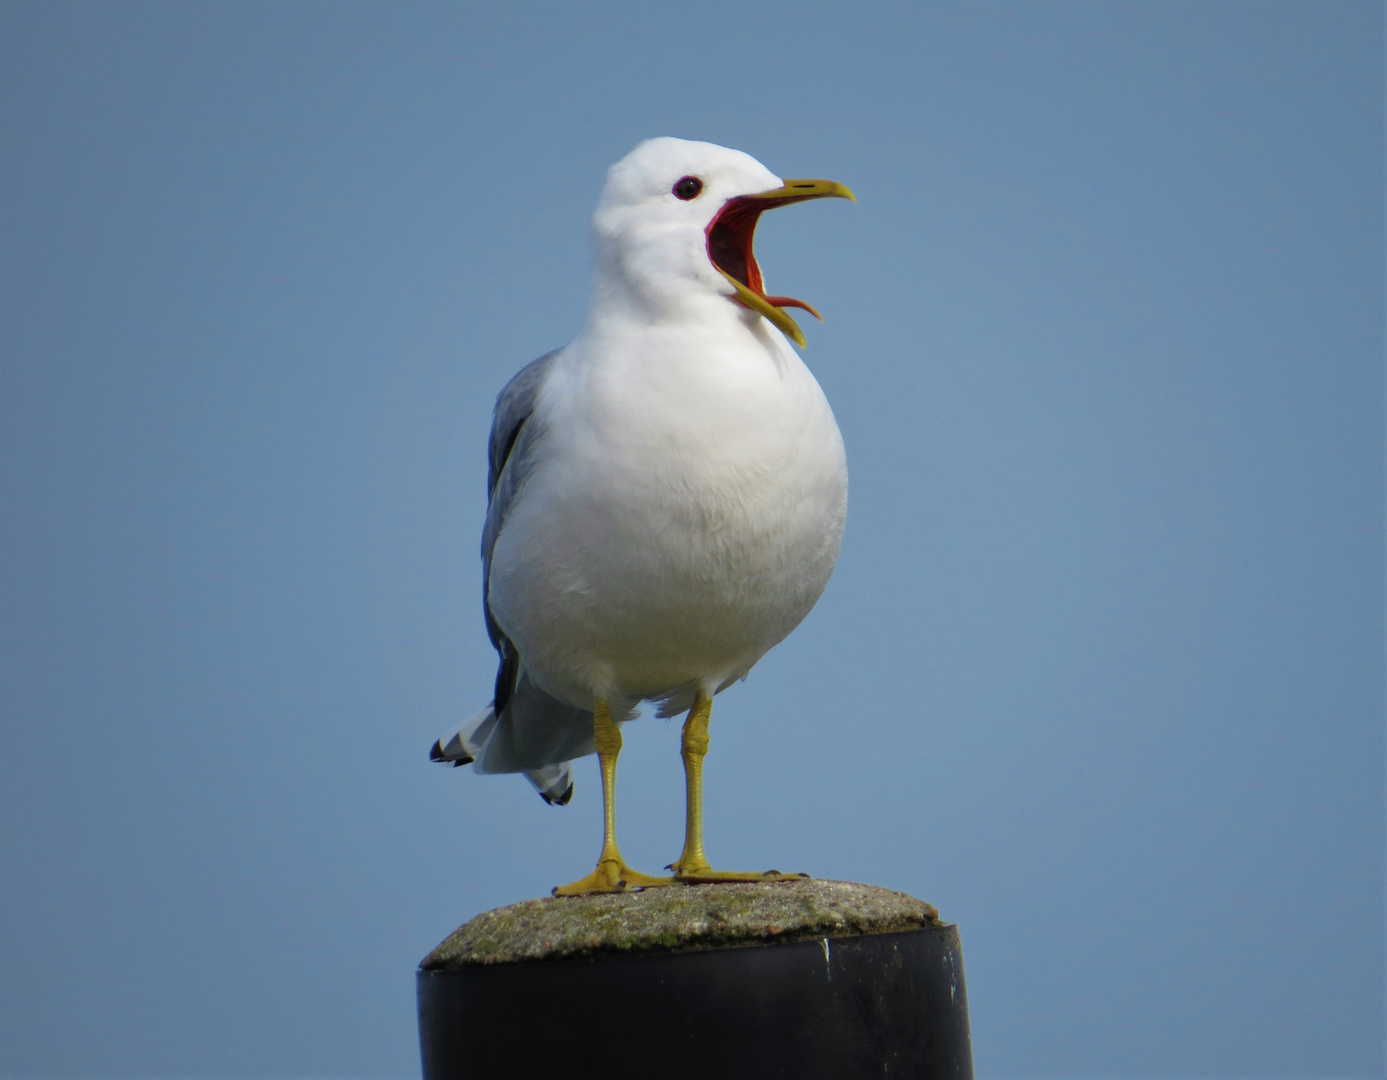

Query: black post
<box><xmin>417</xmin><ymin>880</ymin><xmax>973</xmax><ymax>1080</ymax></box>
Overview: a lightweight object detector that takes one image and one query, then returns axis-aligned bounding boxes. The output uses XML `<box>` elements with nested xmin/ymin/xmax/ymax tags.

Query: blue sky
<box><xmin>1</xmin><ymin>2</ymin><xmax>1381</xmax><ymax>1076</ymax></box>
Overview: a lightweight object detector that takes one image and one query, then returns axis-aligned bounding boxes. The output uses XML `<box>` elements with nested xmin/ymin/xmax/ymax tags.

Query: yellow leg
<box><xmin>670</xmin><ymin>692</ymin><xmax>808</xmax><ymax>884</ymax></box>
<box><xmin>553</xmin><ymin>700</ymin><xmax>675</xmax><ymax>896</ymax></box>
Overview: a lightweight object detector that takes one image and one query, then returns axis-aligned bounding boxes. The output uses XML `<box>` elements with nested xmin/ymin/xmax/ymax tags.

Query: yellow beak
<box><xmin>709</xmin><ymin>179</ymin><xmax>856</xmax><ymax>348</ymax></box>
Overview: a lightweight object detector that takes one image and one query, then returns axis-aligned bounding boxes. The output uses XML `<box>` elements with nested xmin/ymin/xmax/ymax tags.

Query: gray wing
<box><xmin>481</xmin><ymin>350</ymin><xmax>559</xmax><ymax>719</ymax></box>
<box><xmin>429</xmin><ymin>348</ymin><xmax>602</xmax><ymax>802</ymax></box>
<box><xmin>487</xmin><ymin>349</ymin><xmax>561</xmax><ymax>496</ymax></box>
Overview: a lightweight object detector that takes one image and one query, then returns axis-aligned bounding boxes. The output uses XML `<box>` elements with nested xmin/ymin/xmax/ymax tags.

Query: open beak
<box><xmin>705</xmin><ymin>179</ymin><xmax>855</xmax><ymax>347</ymax></box>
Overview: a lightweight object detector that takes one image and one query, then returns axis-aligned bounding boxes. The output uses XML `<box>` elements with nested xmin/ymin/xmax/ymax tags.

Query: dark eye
<box><xmin>673</xmin><ymin>176</ymin><xmax>703</xmax><ymax>200</ymax></box>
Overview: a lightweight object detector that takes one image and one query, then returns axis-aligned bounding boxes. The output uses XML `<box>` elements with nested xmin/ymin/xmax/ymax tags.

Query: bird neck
<box><xmin>585</xmin><ymin>257</ymin><xmax>756</xmax><ymax>345</ymax></box>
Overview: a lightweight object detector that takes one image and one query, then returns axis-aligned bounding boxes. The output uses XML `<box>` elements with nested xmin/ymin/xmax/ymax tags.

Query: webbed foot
<box><xmin>554</xmin><ymin>858</ymin><xmax>676</xmax><ymax>896</ymax></box>
<box><xmin>669</xmin><ymin>861</ymin><xmax>809</xmax><ymax>885</ymax></box>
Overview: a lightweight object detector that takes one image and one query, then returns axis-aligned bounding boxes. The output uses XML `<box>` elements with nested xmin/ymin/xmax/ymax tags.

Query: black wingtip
<box><xmin>540</xmin><ymin>781</ymin><xmax>574</xmax><ymax>807</ymax></box>
<box><xmin>429</xmin><ymin>739</ymin><xmax>473</xmax><ymax>766</ymax></box>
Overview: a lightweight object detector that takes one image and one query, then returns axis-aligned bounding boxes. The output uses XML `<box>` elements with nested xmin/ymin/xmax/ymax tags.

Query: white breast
<box><xmin>487</xmin><ymin>316</ymin><xmax>847</xmax><ymax>713</ymax></box>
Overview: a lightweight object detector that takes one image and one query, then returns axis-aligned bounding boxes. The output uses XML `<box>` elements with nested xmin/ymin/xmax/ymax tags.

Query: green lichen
<box><xmin>421</xmin><ymin>879</ymin><xmax>940</xmax><ymax>969</ymax></box>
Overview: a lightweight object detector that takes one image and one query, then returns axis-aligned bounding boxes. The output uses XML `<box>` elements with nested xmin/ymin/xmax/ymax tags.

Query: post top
<box><xmin>421</xmin><ymin>878</ymin><xmax>941</xmax><ymax>969</ymax></box>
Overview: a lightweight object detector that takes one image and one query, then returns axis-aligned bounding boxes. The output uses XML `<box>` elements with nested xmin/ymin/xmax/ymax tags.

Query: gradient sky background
<box><xmin>1</xmin><ymin>2</ymin><xmax>1381</xmax><ymax>1077</ymax></box>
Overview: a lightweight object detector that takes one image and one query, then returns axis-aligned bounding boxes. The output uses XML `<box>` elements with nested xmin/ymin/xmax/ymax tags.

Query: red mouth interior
<box><xmin>705</xmin><ymin>197</ymin><xmax>821</xmax><ymax>317</ymax></box>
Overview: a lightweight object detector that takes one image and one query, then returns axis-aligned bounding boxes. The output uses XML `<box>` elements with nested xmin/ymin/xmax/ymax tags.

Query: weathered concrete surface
<box><xmin>421</xmin><ymin>879</ymin><xmax>940</xmax><ymax>968</ymax></box>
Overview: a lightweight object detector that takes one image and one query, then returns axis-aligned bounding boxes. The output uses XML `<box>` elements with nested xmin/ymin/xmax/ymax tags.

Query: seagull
<box><xmin>430</xmin><ymin>137</ymin><xmax>854</xmax><ymax>895</ymax></box>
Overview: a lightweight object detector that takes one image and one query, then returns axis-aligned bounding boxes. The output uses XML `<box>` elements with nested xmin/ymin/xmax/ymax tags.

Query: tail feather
<box><xmin>429</xmin><ymin>732</ymin><xmax>473</xmax><ymax>767</ymax></box>
<box><xmin>429</xmin><ymin>704</ymin><xmax>496</xmax><ymax>766</ymax></box>
<box><xmin>524</xmin><ymin>763</ymin><xmax>574</xmax><ymax>805</ymax></box>
<box><xmin>430</xmin><ymin>678</ymin><xmax>588</xmax><ymax>806</ymax></box>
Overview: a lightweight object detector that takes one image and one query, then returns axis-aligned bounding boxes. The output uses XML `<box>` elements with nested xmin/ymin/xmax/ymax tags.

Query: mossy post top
<box><xmin>421</xmin><ymin>879</ymin><xmax>941</xmax><ymax>969</ymax></box>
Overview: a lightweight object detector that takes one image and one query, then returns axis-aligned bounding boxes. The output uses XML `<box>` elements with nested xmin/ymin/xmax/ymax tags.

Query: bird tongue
<box><xmin>764</xmin><ymin>294</ymin><xmax>822</xmax><ymax>317</ymax></box>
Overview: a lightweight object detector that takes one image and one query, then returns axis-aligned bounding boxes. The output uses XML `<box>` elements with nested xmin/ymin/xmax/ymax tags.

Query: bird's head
<box><xmin>590</xmin><ymin>137</ymin><xmax>854</xmax><ymax>348</ymax></box>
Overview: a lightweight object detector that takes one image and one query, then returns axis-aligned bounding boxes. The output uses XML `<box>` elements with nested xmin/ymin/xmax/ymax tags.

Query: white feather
<box><xmin>487</xmin><ymin>138</ymin><xmax>846</xmax><ymax>716</ymax></box>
